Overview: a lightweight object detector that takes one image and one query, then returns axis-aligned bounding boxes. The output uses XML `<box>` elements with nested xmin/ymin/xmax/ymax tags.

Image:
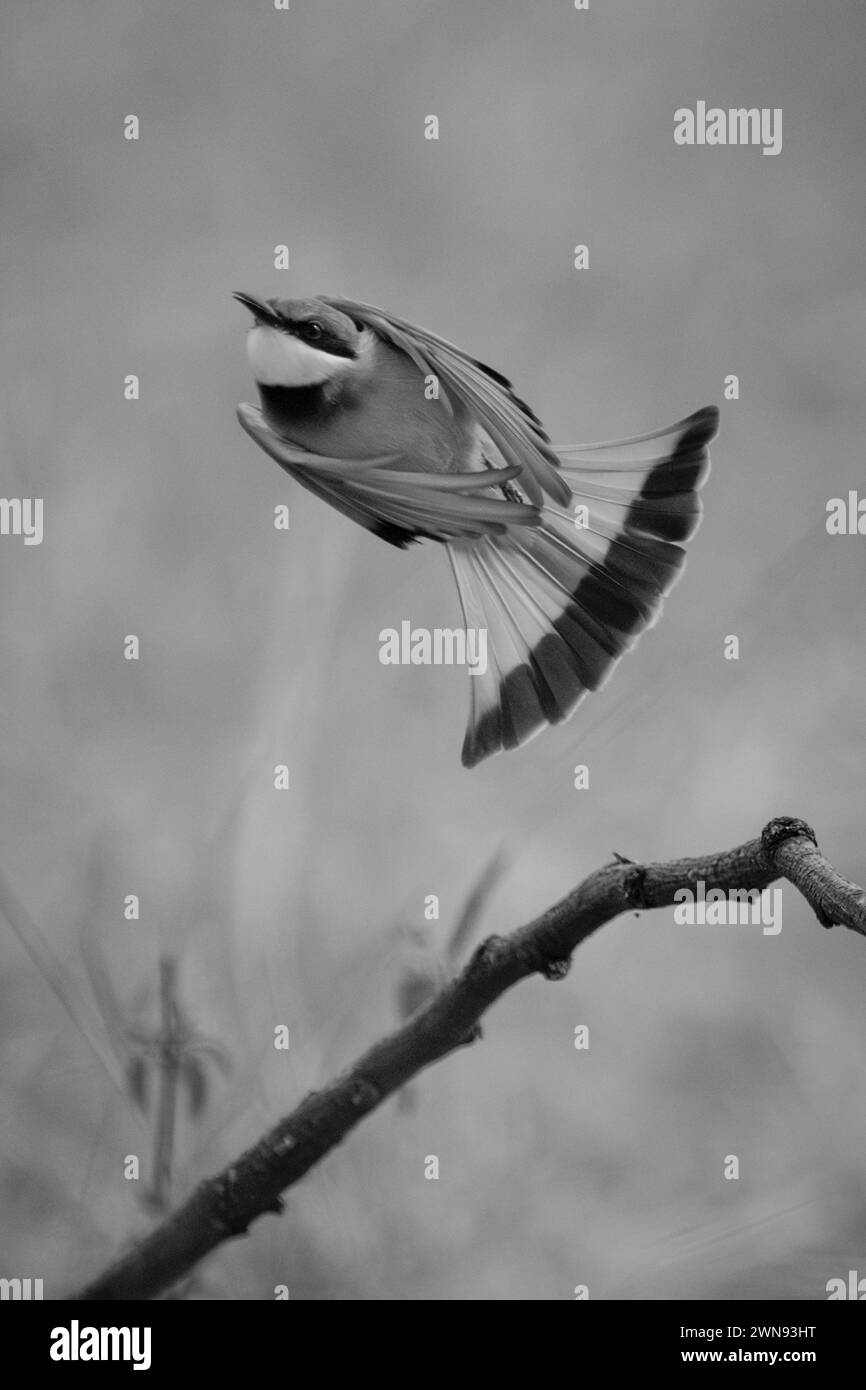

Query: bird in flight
<box><xmin>234</xmin><ymin>292</ymin><xmax>718</xmax><ymax>767</ymax></box>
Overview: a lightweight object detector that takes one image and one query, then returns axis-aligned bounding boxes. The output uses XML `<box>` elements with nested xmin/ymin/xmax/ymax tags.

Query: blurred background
<box><xmin>1</xmin><ymin>0</ymin><xmax>865</xmax><ymax>1299</ymax></box>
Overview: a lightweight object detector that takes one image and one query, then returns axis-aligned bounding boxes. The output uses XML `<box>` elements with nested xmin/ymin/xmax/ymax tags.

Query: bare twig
<box><xmin>75</xmin><ymin>817</ymin><xmax>866</xmax><ymax>1301</ymax></box>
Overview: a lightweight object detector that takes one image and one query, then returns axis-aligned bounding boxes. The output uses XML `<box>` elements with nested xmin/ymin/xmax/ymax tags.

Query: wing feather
<box><xmin>322</xmin><ymin>297</ymin><xmax>571</xmax><ymax>507</ymax></box>
<box><xmin>236</xmin><ymin>403</ymin><xmax>540</xmax><ymax>546</ymax></box>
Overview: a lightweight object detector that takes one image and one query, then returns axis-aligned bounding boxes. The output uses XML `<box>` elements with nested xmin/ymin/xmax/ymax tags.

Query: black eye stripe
<box><xmin>285</xmin><ymin>320</ymin><xmax>357</xmax><ymax>359</ymax></box>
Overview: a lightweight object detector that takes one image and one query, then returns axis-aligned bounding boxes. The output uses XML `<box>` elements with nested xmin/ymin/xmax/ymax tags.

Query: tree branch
<box><xmin>75</xmin><ymin>816</ymin><xmax>866</xmax><ymax>1300</ymax></box>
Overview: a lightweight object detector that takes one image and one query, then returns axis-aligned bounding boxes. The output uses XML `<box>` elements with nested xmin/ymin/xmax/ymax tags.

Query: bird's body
<box><xmin>258</xmin><ymin>335</ymin><xmax>479</xmax><ymax>475</ymax></box>
<box><xmin>235</xmin><ymin>292</ymin><xmax>718</xmax><ymax>766</ymax></box>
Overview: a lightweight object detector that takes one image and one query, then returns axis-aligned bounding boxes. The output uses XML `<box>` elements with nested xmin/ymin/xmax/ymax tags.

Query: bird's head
<box><xmin>233</xmin><ymin>292</ymin><xmax>370</xmax><ymax>388</ymax></box>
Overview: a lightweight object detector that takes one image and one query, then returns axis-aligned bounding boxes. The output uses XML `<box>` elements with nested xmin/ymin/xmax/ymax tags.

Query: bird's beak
<box><xmin>232</xmin><ymin>292</ymin><xmax>282</xmax><ymax>328</ymax></box>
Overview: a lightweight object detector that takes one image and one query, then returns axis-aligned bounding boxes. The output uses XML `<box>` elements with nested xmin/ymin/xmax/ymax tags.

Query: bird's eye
<box><xmin>304</xmin><ymin>321</ymin><xmax>323</xmax><ymax>340</ymax></box>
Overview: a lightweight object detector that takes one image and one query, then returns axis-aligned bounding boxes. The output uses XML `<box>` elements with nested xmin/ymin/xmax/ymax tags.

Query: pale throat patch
<box><xmin>246</xmin><ymin>326</ymin><xmax>346</xmax><ymax>387</ymax></box>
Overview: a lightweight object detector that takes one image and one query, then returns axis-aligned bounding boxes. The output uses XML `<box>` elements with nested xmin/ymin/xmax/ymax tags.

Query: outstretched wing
<box><xmin>236</xmin><ymin>403</ymin><xmax>541</xmax><ymax>548</ymax></box>
<box><xmin>322</xmin><ymin>297</ymin><xmax>572</xmax><ymax>508</ymax></box>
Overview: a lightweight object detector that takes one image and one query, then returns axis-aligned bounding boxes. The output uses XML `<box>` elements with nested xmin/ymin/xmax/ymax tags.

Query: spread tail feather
<box><xmin>448</xmin><ymin>406</ymin><xmax>719</xmax><ymax>767</ymax></box>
